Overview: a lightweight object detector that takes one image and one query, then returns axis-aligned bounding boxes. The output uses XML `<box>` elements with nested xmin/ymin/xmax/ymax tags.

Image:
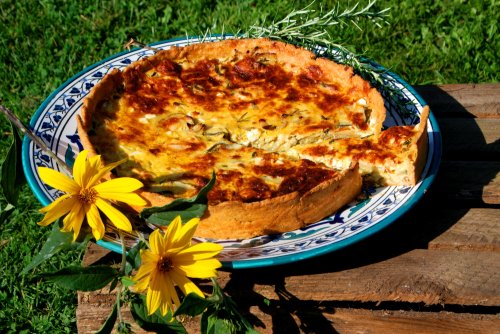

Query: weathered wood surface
<box><xmin>428</xmin><ymin>208</ymin><xmax>500</xmax><ymax>251</ymax></box>
<box><xmin>77</xmin><ymin>84</ymin><xmax>500</xmax><ymax>333</ymax></box>
<box><xmin>414</xmin><ymin>83</ymin><xmax>500</xmax><ymax>118</ymax></box>
<box><xmin>249</xmin><ymin>307</ymin><xmax>500</xmax><ymax>334</ymax></box>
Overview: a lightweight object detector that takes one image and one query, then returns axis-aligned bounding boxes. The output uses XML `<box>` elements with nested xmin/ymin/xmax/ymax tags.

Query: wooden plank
<box><xmin>376</xmin><ymin>206</ymin><xmax>500</xmax><ymax>252</ymax></box>
<box><xmin>427</xmin><ymin>208</ymin><xmax>500</xmax><ymax>252</ymax></box>
<box><xmin>243</xmin><ymin>307</ymin><xmax>500</xmax><ymax>334</ymax></box>
<box><xmin>76</xmin><ymin>295</ymin><xmax>201</xmax><ymax>334</ymax></box>
<box><xmin>78</xmin><ymin>246</ymin><xmax>500</xmax><ymax>332</ymax></box>
<box><xmin>326</xmin><ymin>308</ymin><xmax>500</xmax><ymax>334</ymax></box>
<box><xmin>433</xmin><ymin>161</ymin><xmax>500</xmax><ymax>204</ymax></box>
<box><xmin>439</xmin><ymin>118</ymin><xmax>500</xmax><ymax>158</ymax></box>
<box><xmin>415</xmin><ymin>84</ymin><xmax>500</xmax><ymax>118</ymax></box>
<box><xmin>224</xmin><ymin>249</ymin><xmax>500</xmax><ymax>307</ymax></box>
<box><xmin>77</xmin><ymin>287</ymin><xmax>500</xmax><ymax>334</ymax></box>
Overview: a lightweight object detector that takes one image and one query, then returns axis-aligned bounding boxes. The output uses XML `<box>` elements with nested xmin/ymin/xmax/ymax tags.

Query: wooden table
<box><xmin>77</xmin><ymin>84</ymin><xmax>500</xmax><ymax>334</ymax></box>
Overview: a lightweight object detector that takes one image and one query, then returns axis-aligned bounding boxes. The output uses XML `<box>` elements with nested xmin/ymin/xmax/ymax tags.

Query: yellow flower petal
<box><xmin>171</xmin><ymin>217</ymin><xmax>200</xmax><ymax>249</ymax></box>
<box><xmin>158</xmin><ymin>276</ymin><xmax>177</xmax><ymax>316</ymax></box>
<box><xmin>176</xmin><ymin>259</ymin><xmax>222</xmax><ymax>278</ymax></box>
<box><xmin>88</xmin><ymin>154</ymin><xmax>103</xmax><ymax>173</ymax></box>
<box><xmin>95</xmin><ymin>198</ymin><xmax>132</xmax><ymax>232</ymax></box>
<box><xmin>88</xmin><ymin>158</ymin><xmax>127</xmax><ymax>187</ymax></box>
<box><xmin>62</xmin><ymin>204</ymin><xmax>86</xmax><ymax>240</ymax></box>
<box><xmin>146</xmin><ymin>287</ymin><xmax>161</xmax><ymax>316</ymax></box>
<box><xmin>97</xmin><ymin>192</ymin><xmax>147</xmax><ymax>207</ymax></box>
<box><xmin>164</xmin><ymin>216</ymin><xmax>182</xmax><ymax>250</ymax></box>
<box><xmin>38</xmin><ymin>195</ymin><xmax>75</xmax><ymax>226</ymax></box>
<box><xmin>163</xmin><ymin>274</ymin><xmax>181</xmax><ymax>311</ymax></box>
<box><xmin>148</xmin><ymin>229</ymin><xmax>166</xmax><ymax>255</ymax></box>
<box><xmin>38</xmin><ymin>167</ymin><xmax>80</xmax><ymax>194</ymax></box>
<box><xmin>132</xmin><ymin>266</ymin><xmax>153</xmax><ymax>286</ymax></box>
<box><xmin>132</xmin><ymin>276</ymin><xmax>150</xmax><ymax>293</ymax></box>
<box><xmin>86</xmin><ymin>204</ymin><xmax>105</xmax><ymax>240</ymax></box>
<box><xmin>176</xmin><ymin>242</ymin><xmax>224</xmax><ymax>260</ymax></box>
<box><xmin>131</xmin><ymin>253</ymin><xmax>159</xmax><ymax>292</ymax></box>
<box><xmin>72</xmin><ymin>150</ymin><xmax>90</xmax><ymax>188</ymax></box>
<box><xmin>93</xmin><ymin>177</ymin><xmax>144</xmax><ymax>193</ymax></box>
<box><xmin>170</xmin><ymin>269</ymin><xmax>204</xmax><ymax>298</ymax></box>
<box><xmin>138</xmin><ymin>249</ymin><xmax>160</xmax><ymax>268</ymax></box>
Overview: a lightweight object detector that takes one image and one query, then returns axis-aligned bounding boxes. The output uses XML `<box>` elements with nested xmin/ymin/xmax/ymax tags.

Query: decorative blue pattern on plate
<box><xmin>22</xmin><ymin>36</ymin><xmax>441</xmax><ymax>269</ymax></box>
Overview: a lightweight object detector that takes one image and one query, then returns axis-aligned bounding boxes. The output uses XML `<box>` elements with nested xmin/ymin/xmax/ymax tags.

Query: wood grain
<box><xmin>415</xmin><ymin>84</ymin><xmax>500</xmax><ymax>118</ymax></box>
<box><xmin>224</xmin><ymin>249</ymin><xmax>500</xmax><ymax>307</ymax></box>
<box><xmin>245</xmin><ymin>307</ymin><xmax>500</xmax><ymax>334</ymax></box>
<box><xmin>427</xmin><ymin>208</ymin><xmax>500</xmax><ymax>252</ymax></box>
<box><xmin>77</xmin><ymin>288</ymin><xmax>500</xmax><ymax>334</ymax></box>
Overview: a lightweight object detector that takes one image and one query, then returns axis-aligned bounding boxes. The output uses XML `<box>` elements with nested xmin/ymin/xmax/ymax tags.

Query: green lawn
<box><xmin>0</xmin><ymin>0</ymin><xmax>498</xmax><ymax>332</ymax></box>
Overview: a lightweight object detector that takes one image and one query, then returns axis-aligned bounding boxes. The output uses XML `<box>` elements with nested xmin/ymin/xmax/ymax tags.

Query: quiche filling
<box><xmin>78</xmin><ymin>38</ymin><xmax>428</xmax><ymax>239</ymax></box>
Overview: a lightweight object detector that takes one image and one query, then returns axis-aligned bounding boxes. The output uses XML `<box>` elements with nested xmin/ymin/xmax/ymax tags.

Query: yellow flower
<box><xmin>38</xmin><ymin>150</ymin><xmax>147</xmax><ymax>240</ymax></box>
<box><xmin>132</xmin><ymin>216</ymin><xmax>223</xmax><ymax>316</ymax></box>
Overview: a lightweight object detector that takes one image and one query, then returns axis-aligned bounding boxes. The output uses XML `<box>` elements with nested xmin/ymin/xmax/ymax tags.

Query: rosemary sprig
<box><xmin>243</xmin><ymin>1</ymin><xmax>389</xmax><ymax>45</ymax></box>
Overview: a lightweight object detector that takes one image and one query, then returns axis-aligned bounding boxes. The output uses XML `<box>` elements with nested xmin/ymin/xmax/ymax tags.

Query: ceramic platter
<box><xmin>22</xmin><ymin>36</ymin><xmax>441</xmax><ymax>269</ymax></box>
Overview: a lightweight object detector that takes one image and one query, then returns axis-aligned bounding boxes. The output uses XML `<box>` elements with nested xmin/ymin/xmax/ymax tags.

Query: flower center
<box><xmin>78</xmin><ymin>188</ymin><xmax>98</xmax><ymax>204</ymax></box>
<box><xmin>157</xmin><ymin>256</ymin><xmax>173</xmax><ymax>273</ymax></box>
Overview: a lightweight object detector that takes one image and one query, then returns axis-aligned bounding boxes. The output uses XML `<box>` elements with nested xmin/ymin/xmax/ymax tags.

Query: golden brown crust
<box><xmin>141</xmin><ymin>164</ymin><xmax>362</xmax><ymax>240</ymax></box>
<box><xmin>411</xmin><ymin>106</ymin><xmax>430</xmax><ymax>184</ymax></box>
<box><xmin>78</xmin><ymin>68</ymin><xmax>123</xmax><ymax>157</ymax></box>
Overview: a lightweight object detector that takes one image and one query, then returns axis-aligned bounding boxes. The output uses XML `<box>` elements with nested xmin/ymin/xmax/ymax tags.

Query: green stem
<box><xmin>116</xmin><ymin>285</ymin><xmax>123</xmax><ymax>324</ymax></box>
<box><xmin>119</xmin><ymin>230</ymin><xmax>128</xmax><ymax>276</ymax></box>
<box><xmin>116</xmin><ymin>230</ymin><xmax>128</xmax><ymax>324</ymax></box>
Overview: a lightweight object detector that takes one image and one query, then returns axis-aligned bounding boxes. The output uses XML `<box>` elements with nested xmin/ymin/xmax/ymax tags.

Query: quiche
<box><xmin>77</xmin><ymin>38</ymin><xmax>428</xmax><ymax>239</ymax></box>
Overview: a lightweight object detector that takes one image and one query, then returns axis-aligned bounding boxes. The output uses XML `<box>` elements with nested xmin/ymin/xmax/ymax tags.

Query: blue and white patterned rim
<box><xmin>22</xmin><ymin>36</ymin><xmax>441</xmax><ymax>269</ymax></box>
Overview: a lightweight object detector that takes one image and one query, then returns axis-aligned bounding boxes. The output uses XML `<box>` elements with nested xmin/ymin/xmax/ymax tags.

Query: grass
<box><xmin>0</xmin><ymin>0</ymin><xmax>498</xmax><ymax>332</ymax></box>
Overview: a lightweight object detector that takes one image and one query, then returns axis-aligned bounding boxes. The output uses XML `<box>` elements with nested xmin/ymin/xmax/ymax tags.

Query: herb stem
<box><xmin>116</xmin><ymin>230</ymin><xmax>127</xmax><ymax>325</ymax></box>
<box><xmin>119</xmin><ymin>230</ymin><xmax>127</xmax><ymax>275</ymax></box>
<box><xmin>123</xmin><ymin>38</ymin><xmax>161</xmax><ymax>52</ymax></box>
<box><xmin>0</xmin><ymin>104</ymin><xmax>72</xmax><ymax>175</ymax></box>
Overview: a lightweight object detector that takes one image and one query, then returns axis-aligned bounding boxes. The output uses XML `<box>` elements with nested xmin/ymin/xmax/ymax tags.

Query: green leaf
<box><xmin>125</xmin><ymin>240</ymin><xmax>147</xmax><ymax>272</ymax></box>
<box><xmin>0</xmin><ymin>124</ymin><xmax>26</xmax><ymax>205</ymax></box>
<box><xmin>39</xmin><ymin>265</ymin><xmax>118</xmax><ymax>291</ymax></box>
<box><xmin>0</xmin><ymin>203</ymin><xmax>15</xmax><ymax>221</ymax></box>
<box><xmin>22</xmin><ymin>222</ymin><xmax>91</xmax><ymax>274</ymax></box>
<box><xmin>95</xmin><ymin>303</ymin><xmax>118</xmax><ymax>334</ymax></box>
<box><xmin>144</xmin><ymin>203</ymin><xmax>207</xmax><ymax>226</ymax></box>
<box><xmin>108</xmin><ymin>277</ymin><xmax>119</xmax><ymax>293</ymax></box>
<box><xmin>140</xmin><ymin>172</ymin><xmax>216</xmax><ymax>226</ymax></box>
<box><xmin>174</xmin><ymin>292</ymin><xmax>213</xmax><ymax>317</ymax></box>
<box><xmin>130</xmin><ymin>295</ymin><xmax>187</xmax><ymax>334</ymax></box>
<box><xmin>64</xmin><ymin>144</ymin><xmax>75</xmax><ymax>169</ymax></box>
<box><xmin>120</xmin><ymin>276</ymin><xmax>136</xmax><ymax>288</ymax></box>
<box><xmin>201</xmin><ymin>279</ymin><xmax>259</xmax><ymax>334</ymax></box>
<box><xmin>203</xmin><ymin>312</ymin><xmax>239</xmax><ymax>334</ymax></box>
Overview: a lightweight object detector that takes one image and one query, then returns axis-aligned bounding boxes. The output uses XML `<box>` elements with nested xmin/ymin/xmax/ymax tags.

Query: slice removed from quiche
<box><xmin>286</xmin><ymin>106</ymin><xmax>429</xmax><ymax>186</ymax></box>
